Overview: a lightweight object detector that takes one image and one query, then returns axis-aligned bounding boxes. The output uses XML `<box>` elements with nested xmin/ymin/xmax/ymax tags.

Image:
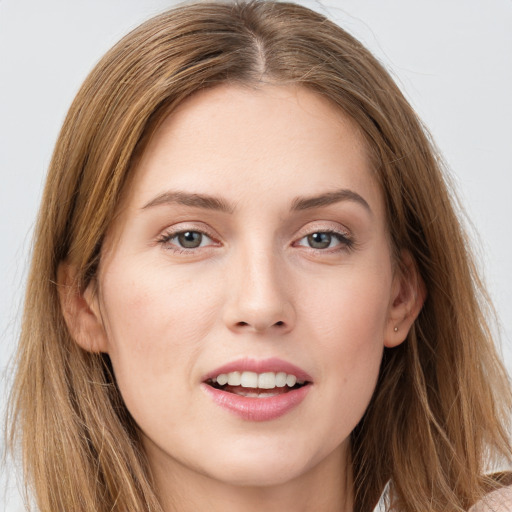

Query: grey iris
<box><xmin>178</xmin><ymin>231</ymin><xmax>202</xmax><ymax>248</ymax></box>
<box><xmin>308</xmin><ymin>232</ymin><xmax>332</xmax><ymax>249</ymax></box>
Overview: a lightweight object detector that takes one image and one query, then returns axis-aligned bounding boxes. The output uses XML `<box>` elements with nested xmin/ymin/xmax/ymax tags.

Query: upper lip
<box><xmin>202</xmin><ymin>357</ymin><xmax>313</xmax><ymax>383</ymax></box>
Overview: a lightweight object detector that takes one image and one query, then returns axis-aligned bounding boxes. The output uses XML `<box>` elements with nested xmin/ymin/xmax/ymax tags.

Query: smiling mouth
<box><xmin>205</xmin><ymin>370</ymin><xmax>309</xmax><ymax>398</ymax></box>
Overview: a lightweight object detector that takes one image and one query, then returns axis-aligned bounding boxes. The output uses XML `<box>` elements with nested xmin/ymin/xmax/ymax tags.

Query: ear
<box><xmin>57</xmin><ymin>262</ymin><xmax>109</xmax><ymax>353</ymax></box>
<box><xmin>384</xmin><ymin>250</ymin><xmax>426</xmax><ymax>348</ymax></box>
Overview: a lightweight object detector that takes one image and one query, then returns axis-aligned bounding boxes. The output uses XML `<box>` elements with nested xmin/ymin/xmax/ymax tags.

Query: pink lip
<box><xmin>201</xmin><ymin>358</ymin><xmax>313</xmax><ymax>422</ymax></box>
<box><xmin>202</xmin><ymin>384</ymin><xmax>311</xmax><ymax>421</ymax></box>
<box><xmin>202</xmin><ymin>357</ymin><xmax>313</xmax><ymax>383</ymax></box>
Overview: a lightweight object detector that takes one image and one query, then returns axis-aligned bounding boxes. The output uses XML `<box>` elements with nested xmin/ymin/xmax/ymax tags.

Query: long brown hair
<box><xmin>7</xmin><ymin>1</ymin><xmax>511</xmax><ymax>511</ymax></box>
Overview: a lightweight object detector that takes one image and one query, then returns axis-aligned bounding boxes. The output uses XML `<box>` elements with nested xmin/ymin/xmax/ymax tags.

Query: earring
<box><xmin>394</xmin><ymin>326</ymin><xmax>398</xmax><ymax>332</ymax></box>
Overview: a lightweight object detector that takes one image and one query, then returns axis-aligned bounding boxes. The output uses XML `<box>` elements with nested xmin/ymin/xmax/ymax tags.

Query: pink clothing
<box><xmin>470</xmin><ymin>486</ymin><xmax>512</xmax><ymax>511</ymax></box>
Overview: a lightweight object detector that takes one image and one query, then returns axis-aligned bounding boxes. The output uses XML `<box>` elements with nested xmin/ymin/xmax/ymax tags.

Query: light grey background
<box><xmin>1</xmin><ymin>1</ymin><xmax>511</xmax><ymax>510</ymax></box>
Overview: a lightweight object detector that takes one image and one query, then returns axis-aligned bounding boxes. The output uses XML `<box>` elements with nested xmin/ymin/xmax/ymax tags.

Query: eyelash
<box><xmin>156</xmin><ymin>227</ymin><xmax>355</xmax><ymax>255</ymax></box>
<box><xmin>294</xmin><ymin>229</ymin><xmax>354</xmax><ymax>253</ymax></box>
<box><xmin>156</xmin><ymin>227</ymin><xmax>219</xmax><ymax>254</ymax></box>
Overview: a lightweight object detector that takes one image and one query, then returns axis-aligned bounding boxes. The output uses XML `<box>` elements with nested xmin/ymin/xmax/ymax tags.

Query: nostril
<box><xmin>232</xmin><ymin>320</ymin><xmax>290</xmax><ymax>332</ymax></box>
<box><xmin>233</xmin><ymin>320</ymin><xmax>286</xmax><ymax>330</ymax></box>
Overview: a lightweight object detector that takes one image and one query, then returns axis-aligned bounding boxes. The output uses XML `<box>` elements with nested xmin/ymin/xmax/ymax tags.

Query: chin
<box><xmin>197</xmin><ymin>440</ymin><xmax>324</xmax><ymax>488</ymax></box>
<box><xmin>206</xmin><ymin>459</ymin><xmax>308</xmax><ymax>488</ymax></box>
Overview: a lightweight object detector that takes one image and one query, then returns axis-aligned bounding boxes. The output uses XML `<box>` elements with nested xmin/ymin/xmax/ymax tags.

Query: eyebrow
<box><xmin>290</xmin><ymin>189</ymin><xmax>371</xmax><ymax>214</ymax></box>
<box><xmin>142</xmin><ymin>188</ymin><xmax>371</xmax><ymax>215</ymax></box>
<box><xmin>142</xmin><ymin>191</ymin><xmax>235</xmax><ymax>213</ymax></box>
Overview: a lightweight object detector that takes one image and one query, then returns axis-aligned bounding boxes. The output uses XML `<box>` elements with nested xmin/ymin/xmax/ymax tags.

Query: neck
<box><xmin>145</xmin><ymin>438</ymin><xmax>353</xmax><ymax>512</ymax></box>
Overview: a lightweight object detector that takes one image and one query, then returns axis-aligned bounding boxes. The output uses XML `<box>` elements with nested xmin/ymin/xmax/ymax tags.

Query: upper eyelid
<box><xmin>159</xmin><ymin>227</ymin><xmax>350</xmax><ymax>238</ymax></box>
<box><xmin>156</xmin><ymin>221</ymin><xmax>353</xmax><ymax>244</ymax></box>
<box><xmin>296</xmin><ymin>230</ymin><xmax>350</xmax><ymax>241</ymax></box>
<box><xmin>159</xmin><ymin>223</ymin><xmax>218</xmax><ymax>239</ymax></box>
<box><xmin>157</xmin><ymin>229</ymin><xmax>219</xmax><ymax>254</ymax></box>
<box><xmin>293</xmin><ymin>231</ymin><xmax>352</xmax><ymax>248</ymax></box>
<box><xmin>294</xmin><ymin>222</ymin><xmax>352</xmax><ymax>239</ymax></box>
<box><xmin>164</xmin><ymin>229</ymin><xmax>214</xmax><ymax>241</ymax></box>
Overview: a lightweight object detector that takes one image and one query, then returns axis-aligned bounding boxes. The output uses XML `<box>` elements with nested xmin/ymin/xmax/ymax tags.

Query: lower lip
<box><xmin>202</xmin><ymin>384</ymin><xmax>311</xmax><ymax>421</ymax></box>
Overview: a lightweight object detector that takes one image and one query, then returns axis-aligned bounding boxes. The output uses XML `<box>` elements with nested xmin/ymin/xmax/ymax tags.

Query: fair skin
<box><xmin>61</xmin><ymin>84</ymin><xmax>423</xmax><ymax>512</ymax></box>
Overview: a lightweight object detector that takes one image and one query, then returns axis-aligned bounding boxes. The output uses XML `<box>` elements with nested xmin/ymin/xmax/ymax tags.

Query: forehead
<box><xmin>123</xmin><ymin>84</ymin><xmax>383</xmax><ymax>219</ymax></box>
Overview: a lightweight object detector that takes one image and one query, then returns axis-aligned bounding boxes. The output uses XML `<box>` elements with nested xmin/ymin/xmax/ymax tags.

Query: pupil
<box><xmin>308</xmin><ymin>232</ymin><xmax>331</xmax><ymax>249</ymax></box>
<box><xmin>178</xmin><ymin>231</ymin><xmax>202</xmax><ymax>248</ymax></box>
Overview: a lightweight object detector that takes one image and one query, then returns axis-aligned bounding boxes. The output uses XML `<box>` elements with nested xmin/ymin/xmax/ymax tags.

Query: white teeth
<box><xmin>286</xmin><ymin>374</ymin><xmax>297</xmax><ymax>387</ymax></box>
<box><xmin>227</xmin><ymin>371</ymin><xmax>241</xmax><ymax>386</ymax></box>
<box><xmin>235</xmin><ymin>390</ymin><xmax>282</xmax><ymax>398</ymax></box>
<box><xmin>216</xmin><ymin>374</ymin><xmax>228</xmax><ymax>386</ymax></box>
<box><xmin>240</xmin><ymin>371</ymin><xmax>258</xmax><ymax>388</ymax></box>
<box><xmin>258</xmin><ymin>372</ymin><xmax>275</xmax><ymax>389</ymax></box>
<box><xmin>275</xmin><ymin>372</ymin><xmax>287</xmax><ymax>387</ymax></box>
<box><xmin>211</xmin><ymin>370</ymin><xmax>305</xmax><ymax>389</ymax></box>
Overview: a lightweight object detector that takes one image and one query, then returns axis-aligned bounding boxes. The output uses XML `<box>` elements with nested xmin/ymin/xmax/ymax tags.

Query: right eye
<box><xmin>157</xmin><ymin>229</ymin><xmax>217</xmax><ymax>253</ymax></box>
<box><xmin>294</xmin><ymin>230</ymin><xmax>354</xmax><ymax>252</ymax></box>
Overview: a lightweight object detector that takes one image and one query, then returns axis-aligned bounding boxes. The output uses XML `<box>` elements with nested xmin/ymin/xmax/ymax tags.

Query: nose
<box><xmin>222</xmin><ymin>245</ymin><xmax>295</xmax><ymax>335</ymax></box>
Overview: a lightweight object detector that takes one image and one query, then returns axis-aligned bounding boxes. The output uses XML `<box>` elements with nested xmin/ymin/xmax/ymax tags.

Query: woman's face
<box><xmin>88</xmin><ymin>85</ymin><xmax>406</xmax><ymax>491</ymax></box>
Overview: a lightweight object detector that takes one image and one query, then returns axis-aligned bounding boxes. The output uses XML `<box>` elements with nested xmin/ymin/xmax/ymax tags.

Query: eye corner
<box><xmin>292</xmin><ymin>226</ymin><xmax>356</xmax><ymax>254</ymax></box>
<box><xmin>155</xmin><ymin>225</ymin><xmax>222</xmax><ymax>255</ymax></box>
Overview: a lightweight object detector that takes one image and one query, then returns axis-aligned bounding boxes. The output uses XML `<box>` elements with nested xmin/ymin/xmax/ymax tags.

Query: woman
<box><xmin>6</xmin><ymin>1</ymin><xmax>512</xmax><ymax>511</ymax></box>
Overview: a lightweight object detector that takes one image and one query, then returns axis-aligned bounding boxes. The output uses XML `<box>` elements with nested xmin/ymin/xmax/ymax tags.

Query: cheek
<box><xmin>299</xmin><ymin>266</ymin><xmax>390</xmax><ymax>432</ymax></box>
<box><xmin>98</xmin><ymin>260</ymin><xmax>221</xmax><ymax>406</ymax></box>
<box><xmin>303</xmin><ymin>263</ymin><xmax>391</xmax><ymax>352</ymax></box>
<box><xmin>102</xmin><ymin>259</ymin><xmax>219</xmax><ymax>338</ymax></box>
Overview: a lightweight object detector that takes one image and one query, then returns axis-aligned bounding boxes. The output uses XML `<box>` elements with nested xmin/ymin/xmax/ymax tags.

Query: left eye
<box><xmin>296</xmin><ymin>231</ymin><xmax>348</xmax><ymax>250</ymax></box>
<box><xmin>161</xmin><ymin>230</ymin><xmax>214</xmax><ymax>250</ymax></box>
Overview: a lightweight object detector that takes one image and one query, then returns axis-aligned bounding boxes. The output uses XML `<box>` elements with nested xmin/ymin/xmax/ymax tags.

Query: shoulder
<box><xmin>470</xmin><ymin>486</ymin><xmax>512</xmax><ymax>512</ymax></box>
